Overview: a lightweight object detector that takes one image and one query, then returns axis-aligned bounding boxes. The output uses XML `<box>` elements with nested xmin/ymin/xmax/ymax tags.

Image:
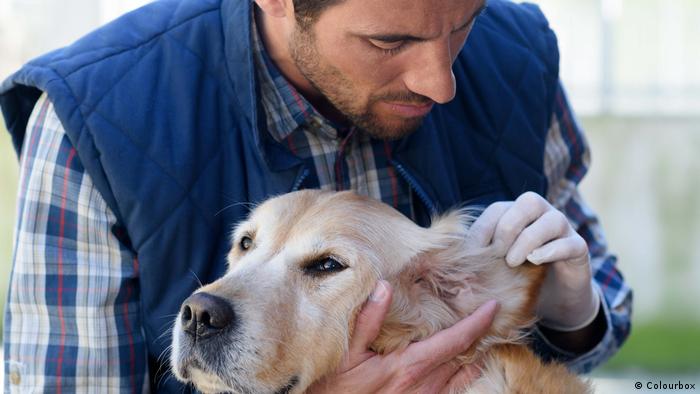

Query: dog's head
<box><xmin>170</xmin><ymin>190</ymin><xmax>544</xmax><ymax>393</ymax></box>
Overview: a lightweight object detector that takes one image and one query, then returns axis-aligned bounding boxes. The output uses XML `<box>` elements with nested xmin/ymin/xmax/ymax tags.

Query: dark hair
<box><xmin>292</xmin><ymin>0</ymin><xmax>344</xmax><ymax>27</ymax></box>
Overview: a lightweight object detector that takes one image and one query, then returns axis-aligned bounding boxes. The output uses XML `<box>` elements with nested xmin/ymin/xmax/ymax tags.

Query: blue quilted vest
<box><xmin>1</xmin><ymin>0</ymin><xmax>558</xmax><ymax>391</ymax></box>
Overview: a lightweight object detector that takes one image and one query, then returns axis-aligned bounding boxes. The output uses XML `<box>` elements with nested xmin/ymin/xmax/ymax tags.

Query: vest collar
<box><xmin>221</xmin><ymin>0</ymin><xmax>303</xmax><ymax>173</ymax></box>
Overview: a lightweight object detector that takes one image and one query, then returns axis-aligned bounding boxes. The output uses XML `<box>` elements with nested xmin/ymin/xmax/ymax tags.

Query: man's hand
<box><xmin>473</xmin><ymin>192</ymin><xmax>600</xmax><ymax>332</ymax></box>
<box><xmin>308</xmin><ymin>281</ymin><xmax>499</xmax><ymax>394</ymax></box>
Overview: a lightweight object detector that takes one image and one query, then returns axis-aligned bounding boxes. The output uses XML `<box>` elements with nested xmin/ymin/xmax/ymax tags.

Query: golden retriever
<box><xmin>170</xmin><ymin>190</ymin><xmax>590</xmax><ymax>393</ymax></box>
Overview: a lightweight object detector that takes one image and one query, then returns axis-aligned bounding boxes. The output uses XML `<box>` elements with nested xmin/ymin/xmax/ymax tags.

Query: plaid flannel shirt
<box><xmin>4</xmin><ymin>15</ymin><xmax>632</xmax><ymax>393</ymax></box>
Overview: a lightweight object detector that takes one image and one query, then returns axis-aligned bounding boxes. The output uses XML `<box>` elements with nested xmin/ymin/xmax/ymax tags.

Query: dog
<box><xmin>170</xmin><ymin>190</ymin><xmax>591</xmax><ymax>393</ymax></box>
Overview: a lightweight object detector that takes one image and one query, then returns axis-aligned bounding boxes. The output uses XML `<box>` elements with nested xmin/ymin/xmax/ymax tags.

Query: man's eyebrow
<box><xmin>359</xmin><ymin>1</ymin><xmax>488</xmax><ymax>43</ymax></box>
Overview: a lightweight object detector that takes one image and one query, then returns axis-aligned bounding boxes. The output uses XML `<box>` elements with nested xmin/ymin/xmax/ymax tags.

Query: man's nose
<box><xmin>180</xmin><ymin>292</ymin><xmax>236</xmax><ymax>339</ymax></box>
<box><xmin>403</xmin><ymin>42</ymin><xmax>457</xmax><ymax>104</ymax></box>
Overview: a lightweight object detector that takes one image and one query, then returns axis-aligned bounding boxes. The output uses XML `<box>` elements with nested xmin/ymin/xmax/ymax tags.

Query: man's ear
<box><xmin>254</xmin><ymin>0</ymin><xmax>290</xmax><ymax>18</ymax></box>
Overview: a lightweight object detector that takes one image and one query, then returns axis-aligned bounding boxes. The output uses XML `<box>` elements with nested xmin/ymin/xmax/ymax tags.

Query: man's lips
<box><xmin>381</xmin><ymin>101</ymin><xmax>435</xmax><ymax>117</ymax></box>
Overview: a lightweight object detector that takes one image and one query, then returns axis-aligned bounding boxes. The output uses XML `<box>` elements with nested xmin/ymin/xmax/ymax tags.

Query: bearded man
<box><xmin>0</xmin><ymin>0</ymin><xmax>631</xmax><ymax>392</ymax></box>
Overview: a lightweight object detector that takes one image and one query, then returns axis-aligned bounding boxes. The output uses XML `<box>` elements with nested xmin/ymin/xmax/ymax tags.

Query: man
<box><xmin>0</xmin><ymin>0</ymin><xmax>631</xmax><ymax>392</ymax></box>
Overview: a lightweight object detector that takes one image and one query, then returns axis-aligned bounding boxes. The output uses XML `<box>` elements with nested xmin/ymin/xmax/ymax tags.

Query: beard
<box><xmin>288</xmin><ymin>26</ymin><xmax>430</xmax><ymax>140</ymax></box>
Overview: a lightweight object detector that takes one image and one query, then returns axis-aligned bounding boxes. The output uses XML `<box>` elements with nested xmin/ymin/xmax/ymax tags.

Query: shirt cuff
<box><xmin>531</xmin><ymin>281</ymin><xmax>617</xmax><ymax>373</ymax></box>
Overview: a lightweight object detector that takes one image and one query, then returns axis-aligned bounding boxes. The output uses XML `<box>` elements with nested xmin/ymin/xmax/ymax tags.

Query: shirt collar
<box><xmin>251</xmin><ymin>8</ymin><xmax>343</xmax><ymax>141</ymax></box>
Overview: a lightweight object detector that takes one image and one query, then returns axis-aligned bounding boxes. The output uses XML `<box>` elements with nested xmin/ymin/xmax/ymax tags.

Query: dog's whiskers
<box><xmin>155</xmin><ymin>320</ymin><xmax>177</xmax><ymax>343</ymax></box>
<box><xmin>157</xmin><ymin>344</ymin><xmax>173</xmax><ymax>364</ymax></box>
<box><xmin>188</xmin><ymin>269</ymin><xmax>204</xmax><ymax>288</ymax></box>
<box><xmin>154</xmin><ymin>345</ymin><xmax>176</xmax><ymax>388</ymax></box>
<box><xmin>215</xmin><ymin>201</ymin><xmax>259</xmax><ymax>217</ymax></box>
<box><xmin>155</xmin><ymin>369</ymin><xmax>176</xmax><ymax>390</ymax></box>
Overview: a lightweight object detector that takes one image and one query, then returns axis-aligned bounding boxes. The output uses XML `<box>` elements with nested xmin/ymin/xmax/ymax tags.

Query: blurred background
<box><xmin>0</xmin><ymin>0</ymin><xmax>699</xmax><ymax>392</ymax></box>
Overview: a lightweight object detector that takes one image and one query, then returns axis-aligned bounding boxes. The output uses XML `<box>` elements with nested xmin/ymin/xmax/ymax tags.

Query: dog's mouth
<box><xmin>187</xmin><ymin>365</ymin><xmax>233</xmax><ymax>393</ymax></box>
<box><xmin>187</xmin><ymin>367</ymin><xmax>298</xmax><ymax>394</ymax></box>
<box><xmin>175</xmin><ymin>330</ymin><xmax>300</xmax><ymax>394</ymax></box>
<box><xmin>173</xmin><ymin>326</ymin><xmax>245</xmax><ymax>392</ymax></box>
<box><xmin>183</xmin><ymin>362</ymin><xmax>252</xmax><ymax>394</ymax></box>
<box><xmin>273</xmin><ymin>375</ymin><xmax>299</xmax><ymax>394</ymax></box>
<box><xmin>179</xmin><ymin>351</ymin><xmax>301</xmax><ymax>394</ymax></box>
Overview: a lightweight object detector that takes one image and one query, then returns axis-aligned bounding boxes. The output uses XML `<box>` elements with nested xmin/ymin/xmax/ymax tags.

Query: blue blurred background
<box><xmin>0</xmin><ymin>0</ymin><xmax>699</xmax><ymax>392</ymax></box>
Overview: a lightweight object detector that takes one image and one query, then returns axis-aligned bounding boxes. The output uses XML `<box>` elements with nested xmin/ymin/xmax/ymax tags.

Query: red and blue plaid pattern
<box><xmin>3</xmin><ymin>20</ymin><xmax>631</xmax><ymax>394</ymax></box>
<box><xmin>5</xmin><ymin>94</ymin><xmax>146</xmax><ymax>392</ymax></box>
<box><xmin>252</xmin><ymin>21</ymin><xmax>415</xmax><ymax>219</ymax></box>
<box><xmin>534</xmin><ymin>85</ymin><xmax>632</xmax><ymax>370</ymax></box>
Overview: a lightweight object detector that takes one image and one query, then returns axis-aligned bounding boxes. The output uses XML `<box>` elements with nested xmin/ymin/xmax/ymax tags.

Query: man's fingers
<box><xmin>409</xmin><ymin>361</ymin><xmax>462</xmax><ymax>394</ymax></box>
<box><xmin>406</xmin><ymin>300</ymin><xmax>499</xmax><ymax>366</ymax></box>
<box><xmin>347</xmin><ymin>280</ymin><xmax>393</xmax><ymax>366</ymax></box>
<box><xmin>493</xmin><ymin>192</ymin><xmax>549</xmax><ymax>249</ymax></box>
<box><xmin>527</xmin><ymin>236</ymin><xmax>589</xmax><ymax>266</ymax></box>
<box><xmin>439</xmin><ymin>363</ymin><xmax>483</xmax><ymax>394</ymax></box>
<box><xmin>468</xmin><ymin>202</ymin><xmax>512</xmax><ymax>247</ymax></box>
<box><xmin>505</xmin><ymin>209</ymin><xmax>569</xmax><ymax>267</ymax></box>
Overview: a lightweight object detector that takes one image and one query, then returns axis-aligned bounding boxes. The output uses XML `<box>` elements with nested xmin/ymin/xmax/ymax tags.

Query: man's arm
<box><xmin>3</xmin><ymin>94</ymin><xmax>148</xmax><ymax>391</ymax></box>
<box><xmin>531</xmin><ymin>82</ymin><xmax>633</xmax><ymax>372</ymax></box>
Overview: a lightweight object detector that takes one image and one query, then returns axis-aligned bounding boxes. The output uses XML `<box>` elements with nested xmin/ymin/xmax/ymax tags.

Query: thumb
<box><xmin>346</xmin><ymin>280</ymin><xmax>393</xmax><ymax>366</ymax></box>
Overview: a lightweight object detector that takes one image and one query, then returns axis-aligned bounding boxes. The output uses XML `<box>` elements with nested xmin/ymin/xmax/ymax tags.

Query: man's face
<box><xmin>288</xmin><ymin>0</ymin><xmax>486</xmax><ymax>139</ymax></box>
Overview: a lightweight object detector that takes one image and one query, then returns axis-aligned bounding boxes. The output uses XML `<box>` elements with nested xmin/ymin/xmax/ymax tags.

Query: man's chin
<box><xmin>356</xmin><ymin>115</ymin><xmax>425</xmax><ymax>140</ymax></box>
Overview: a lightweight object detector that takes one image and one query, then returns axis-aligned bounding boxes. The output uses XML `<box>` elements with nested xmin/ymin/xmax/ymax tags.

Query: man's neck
<box><xmin>254</xmin><ymin>7</ymin><xmax>350</xmax><ymax>126</ymax></box>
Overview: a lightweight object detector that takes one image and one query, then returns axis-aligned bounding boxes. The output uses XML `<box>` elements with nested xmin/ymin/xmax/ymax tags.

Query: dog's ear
<box><xmin>373</xmin><ymin>208</ymin><xmax>545</xmax><ymax>356</ymax></box>
<box><xmin>373</xmin><ymin>209</ymin><xmax>496</xmax><ymax>353</ymax></box>
<box><xmin>417</xmin><ymin>208</ymin><xmax>500</xmax><ymax>316</ymax></box>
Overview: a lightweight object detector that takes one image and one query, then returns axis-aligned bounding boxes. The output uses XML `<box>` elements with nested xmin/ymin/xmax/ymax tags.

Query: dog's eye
<box><xmin>240</xmin><ymin>236</ymin><xmax>253</xmax><ymax>251</ymax></box>
<box><xmin>305</xmin><ymin>258</ymin><xmax>346</xmax><ymax>275</ymax></box>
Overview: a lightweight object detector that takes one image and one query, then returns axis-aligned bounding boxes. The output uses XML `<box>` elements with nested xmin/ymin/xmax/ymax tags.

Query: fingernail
<box><xmin>526</xmin><ymin>251</ymin><xmax>542</xmax><ymax>264</ymax></box>
<box><xmin>485</xmin><ymin>299</ymin><xmax>500</xmax><ymax>313</ymax></box>
<box><xmin>370</xmin><ymin>280</ymin><xmax>388</xmax><ymax>302</ymax></box>
<box><xmin>483</xmin><ymin>300</ymin><xmax>501</xmax><ymax>321</ymax></box>
<box><xmin>505</xmin><ymin>254</ymin><xmax>520</xmax><ymax>267</ymax></box>
<box><xmin>528</xmin><ymin>248</ymin><xmax>550</xmax><ymax>264</ymax></box>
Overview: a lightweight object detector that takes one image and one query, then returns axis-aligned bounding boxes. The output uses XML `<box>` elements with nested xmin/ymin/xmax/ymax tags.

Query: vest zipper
<box><xmin>291</xmin><ymin>167</ymin><xmax>310</xmax><ymax>192</ymax></box>
<box><xmin>391</xmin><ymin>160</ymin><xmax>438</xmax><ymax>215</ymax></box>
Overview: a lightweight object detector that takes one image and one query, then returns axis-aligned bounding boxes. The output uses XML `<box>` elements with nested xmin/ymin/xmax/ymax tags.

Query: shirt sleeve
<box><xmin>531</xmin><ymin>82</ymin><xmax>633</xmax><ymax>373</ymax></box>
<box><xmin>3</xmin><ymin>94</ymin><xmax>148</xmax><ymax>392</ymax></box>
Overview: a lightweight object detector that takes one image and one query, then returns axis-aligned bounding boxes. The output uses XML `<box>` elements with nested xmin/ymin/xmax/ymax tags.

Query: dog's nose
<box><xmin>181</xmin><ymin>292</ymin><xmax>235</xmax><ymax>339</ymax></box>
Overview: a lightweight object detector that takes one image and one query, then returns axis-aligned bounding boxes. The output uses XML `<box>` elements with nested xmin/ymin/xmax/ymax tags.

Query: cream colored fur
<box><xmin>171</xmin><ymin>190</ymin><xmax>591</xmax><ymax>393</ymax></box>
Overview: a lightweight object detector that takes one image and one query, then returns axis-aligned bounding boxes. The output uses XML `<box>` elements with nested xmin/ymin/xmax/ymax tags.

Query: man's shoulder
<box><xmin>451</xmin><ymin>0</ymin><xmax>560</xmax><ymax>100</ymax></box>
<box><xmin>26</xmin><ymin>0</ymin><xmax>224</xmax><ymax>77</ymax></box>
<box><xmin>422</xmin><ymin>2</ymin><xmax>561</xmax><ymax>202</ymax></box>
<box><xmin>472</xmin><ymin>0</ymin><xmax>557</xmax><ymax>57</ymax></box>
<box><xmin>480</xmin><ymin>1</ymin><xmax>552</xmax><ymax>32</ymax></box>
<box><xmin>0</xmin><ymin>0</ymin><xmax>237</xmax><ymax>162</ymax></box>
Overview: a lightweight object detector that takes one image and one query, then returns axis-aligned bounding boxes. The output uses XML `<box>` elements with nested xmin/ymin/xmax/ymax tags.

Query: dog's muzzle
<box><xmin>180</xmin><ymin>292</ymin><xmax>236</xmax><ymax>340</ymax></box>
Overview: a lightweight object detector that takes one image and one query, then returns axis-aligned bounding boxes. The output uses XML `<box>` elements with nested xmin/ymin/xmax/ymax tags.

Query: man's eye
<box><xmin>305</xmin><ymin>258</ymin><xmax>346</xmax><ymax>275</ymax></box>
<box><xmin>240</xmin><ymin>236</ymin><xmax>253</xmax><ymax>251</ymax></box>
<box><xmin>369</xmin><ymin>39</ymin><xmax>405</xmax><ymax>55</ymax></box>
